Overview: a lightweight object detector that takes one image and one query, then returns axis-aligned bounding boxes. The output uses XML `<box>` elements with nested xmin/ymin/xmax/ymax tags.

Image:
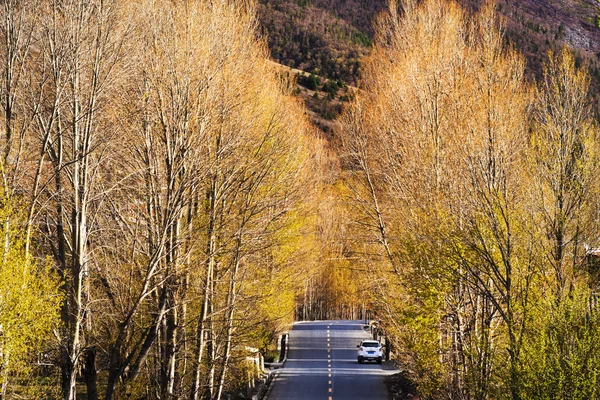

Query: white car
<box><xmin>357</xmin><ymin>340</ymin><xmax>383</xmax><ymax>364</ymax></box>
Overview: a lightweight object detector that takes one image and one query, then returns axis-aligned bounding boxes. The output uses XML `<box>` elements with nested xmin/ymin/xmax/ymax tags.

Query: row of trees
<box><xmin>6</xmin><ymin>0</ymin><xmax>599</xmax><ymax>398</ymax></box>
<box><xmin>343</xmin><ymin>0</ymin><xmax>600</xmax><ymax>398</ymax></box>
<box><xmin>0</xmin><ymin>0</ymin><xmax>320</xmax><ymax>398</ymax></box>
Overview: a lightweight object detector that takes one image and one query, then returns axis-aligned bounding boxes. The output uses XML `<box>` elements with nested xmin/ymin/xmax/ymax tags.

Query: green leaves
<box><xmin>521</xmin><ymin>289</ymin><xmax>600</xmax><ymax>400</ymax></box>
<box><xmin>0</xmin><ymin>202</ymin><xmax>61</xmax><ymax>394</ymax></box>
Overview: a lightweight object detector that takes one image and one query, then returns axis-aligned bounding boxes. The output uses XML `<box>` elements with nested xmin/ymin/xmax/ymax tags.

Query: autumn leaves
<box><xmin>0</xmin><ymin>0</ymin><xmax>312</xmax><ymax>399</ymax></box>
<box><xmin>342</xmin><ymin>0</ymin><xmax>600</xmax><ymax>398</ymax></box>
<box><xmin>1</xmin><ymin>0</ymin><xmax>599</xmax><ymax>398</ymax></box>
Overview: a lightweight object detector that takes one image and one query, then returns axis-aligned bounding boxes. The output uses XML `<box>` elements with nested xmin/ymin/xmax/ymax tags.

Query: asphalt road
<box><xmin>267</xmin><ymin>320</ymin><xmax>397</xmax><ymax>400</ymax></box>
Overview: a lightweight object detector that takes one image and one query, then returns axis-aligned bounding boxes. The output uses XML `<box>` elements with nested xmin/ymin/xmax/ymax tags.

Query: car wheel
<box><xmin>377</xmin><ymin>357</ymin><xmax>382</xmax><ymax>365</ymax></box>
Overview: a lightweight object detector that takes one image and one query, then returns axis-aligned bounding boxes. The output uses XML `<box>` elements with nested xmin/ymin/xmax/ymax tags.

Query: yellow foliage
<box><xmin>0</xmin><ymin>200</ymin><xmax>61</xmax><ymax>395</ymax></box>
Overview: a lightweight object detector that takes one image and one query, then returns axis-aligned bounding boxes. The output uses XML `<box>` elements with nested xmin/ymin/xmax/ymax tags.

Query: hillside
<box><xmin>472</xmin><ymin>0</ymin><xmax>600</xmax><ymax>82</ymax></box>
<box><xmin>257</xmin><ymin>0</ymin><xmax>386</xmax><ymax>85</ymax></box>
<box><xmin>258</xmin><ymin>0</ymin><xmax>600</xmax><ymax>115</ymax></box>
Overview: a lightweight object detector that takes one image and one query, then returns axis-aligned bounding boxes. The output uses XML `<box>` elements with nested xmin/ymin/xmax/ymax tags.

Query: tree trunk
<box><xmin>215</xmin><ymin>239</ymin><xmax>242</xmax><ymax>400</ymax></box>
<box><xmin>190</xmin><ymin>176</ymin><xmax>218</xmax><ymax>400</ymax></box>
<box><xmin>83</xmin><ymin>348</ymin><xmax>98</xmax><ymax>400</ymax></box>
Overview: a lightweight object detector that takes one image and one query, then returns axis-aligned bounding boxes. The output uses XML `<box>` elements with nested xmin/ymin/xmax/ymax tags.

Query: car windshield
<box><xmin>362</xmin><ymin>342</ymin><xmax>379</xmax><ymax>348</ymax></box>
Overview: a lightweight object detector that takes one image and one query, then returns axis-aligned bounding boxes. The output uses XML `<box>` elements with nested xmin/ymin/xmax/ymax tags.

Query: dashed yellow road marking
<box><xmin>329</xmin><ymin>388</ymin><xmax>332</xmax><ymax>393</ymax></box>
<box><xmin>328</xmin><ymin>373</ymin><xmax>332</xmax><ymax>377</ymax></box>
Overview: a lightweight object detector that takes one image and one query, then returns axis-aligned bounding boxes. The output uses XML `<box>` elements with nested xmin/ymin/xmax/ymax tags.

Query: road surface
<box><xmin>267</xmin><ymin>320</ymin><xmax>397</xmax><ymax>400</ymax></box>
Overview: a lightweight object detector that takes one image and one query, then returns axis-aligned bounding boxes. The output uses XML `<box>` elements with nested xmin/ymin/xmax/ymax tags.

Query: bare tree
<box><xmin>531</xmin><ymin>48</ymin><xmax>598</xmax><ymax>298</ymax></box>
<box><xmin>31</xmin><ymin>1</ymin><xmax>129</xmax><ymax>398</ymax></box>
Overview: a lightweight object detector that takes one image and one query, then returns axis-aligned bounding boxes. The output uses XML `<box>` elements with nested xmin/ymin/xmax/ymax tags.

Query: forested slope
<box><xmin>259</xmin><ymin>0</ymin><xmax>600</xmax><ymax>106</ymax></box>
<box><xmin>258</xmin><ymin>0</ymin><xmax>386</xmax><ymax>85</ymax></box>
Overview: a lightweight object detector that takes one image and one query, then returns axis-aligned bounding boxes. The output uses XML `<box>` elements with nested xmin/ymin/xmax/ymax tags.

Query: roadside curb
<box><xmin>259</xmin><ymin>332</ymin><xmax>289</xmax><ymax>400</ymax></box>
<box><xmin>261</xmin><ymin>369</ymin><xmax>281</xmax><ymax>400</ymax></box>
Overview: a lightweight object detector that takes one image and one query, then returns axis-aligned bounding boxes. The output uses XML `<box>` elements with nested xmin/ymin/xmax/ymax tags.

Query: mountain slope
<box><xmin>258</xmin><ymin>0</ymin><xmax>600</xmax><ymax>95</ymax></box>
<box><xmin>257</xmin><ymin>0</ymin><xmax>386</xmax><ymax>85</ymax></box>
